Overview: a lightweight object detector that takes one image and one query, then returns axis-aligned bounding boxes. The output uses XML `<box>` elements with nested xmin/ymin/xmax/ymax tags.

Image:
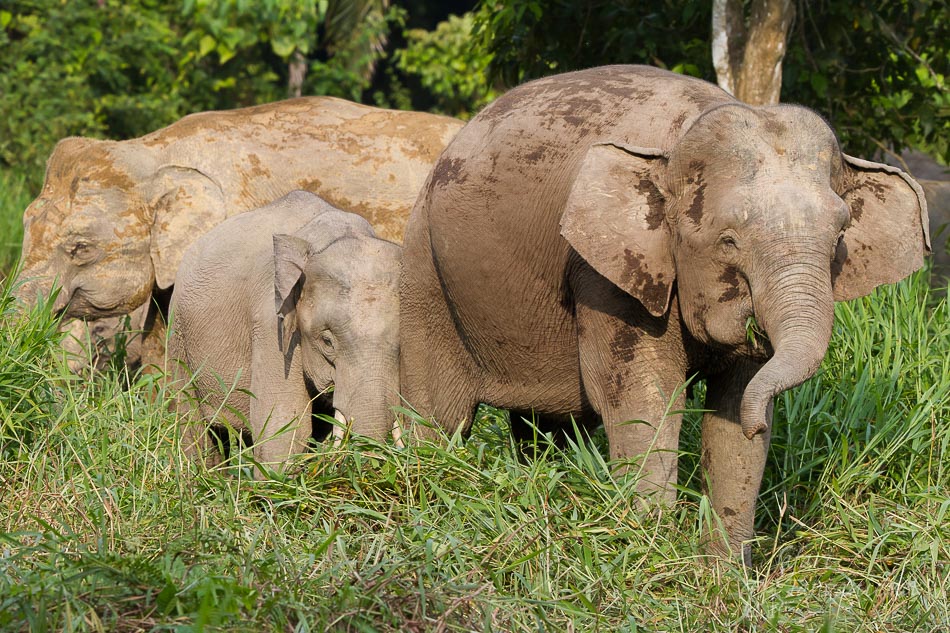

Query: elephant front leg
<box><xmin>249</xmin><ymin>340</ymin><xmax>312</xmax><ymax>478</ymax></box>
<box><xmin>250</xmin><ymin>387</ymin><xmax>312</xmax><ymax>477</ymax></box>
<box><xmin>701</xmin><ymin>360</ymin><xmax>771</xmax><ymax>565</ymax></box>
<box><xmin>574</xmin><ymin>287</ymin><xmax>688</xmax><ymax>505</ymax></box>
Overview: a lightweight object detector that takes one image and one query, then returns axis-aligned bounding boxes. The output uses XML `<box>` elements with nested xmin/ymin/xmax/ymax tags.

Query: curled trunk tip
<box><xmin>741</xmin><ymin>415</ymin><xmax>768</xmax><ymax>440</ymax></box>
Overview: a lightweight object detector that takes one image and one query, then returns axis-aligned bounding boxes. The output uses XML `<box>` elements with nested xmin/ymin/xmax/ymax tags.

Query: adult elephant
<box><xmin>399</xmin><ymin>65</ymin><xmax>929</xmax><ymax>563</ymax></box>
<box><xmin>16</xmin><ymin>97</ymin><xmax>461</xmax><ymax>367</ymax></box>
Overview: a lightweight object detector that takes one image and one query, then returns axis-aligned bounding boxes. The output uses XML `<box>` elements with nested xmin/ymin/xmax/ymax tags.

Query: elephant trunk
<box><xmin>740</xmin><ymin>245</ymin><xmax>835</xmax><ymax>439</ymax></box>
<box><xmin>332</xmin><ymin>354</ymin><xmax>400</xmax><ymax>442</ymax></box>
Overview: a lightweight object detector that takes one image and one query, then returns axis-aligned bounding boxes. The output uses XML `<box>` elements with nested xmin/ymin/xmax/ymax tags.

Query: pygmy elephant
<box><xmin>399</xmin><ymin>65</ymin><xmax>930</xmax><ymax>563</ymax></box>
<box><xmin>16</xmin><ymin>96</ymin><xmax>460</xmax><ymax>369</ymax></box>
<box><xmin>171</xmin><ymin>191</ymin><xmax>401</xmax><ymax>473</ymax></box>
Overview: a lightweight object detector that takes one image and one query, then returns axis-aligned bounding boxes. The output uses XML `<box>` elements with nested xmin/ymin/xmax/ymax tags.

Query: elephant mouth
<box><xmin>64</xmin><ymin>289</ymin><xmax>126</xmax><ymax>319</ymax></box>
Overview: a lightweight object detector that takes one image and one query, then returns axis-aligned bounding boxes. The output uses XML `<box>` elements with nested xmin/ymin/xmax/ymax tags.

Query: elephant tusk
<box><xmin>332</xmin><ymin>409</ymin><xmax>348</xmax><ymax>447</ymax></box>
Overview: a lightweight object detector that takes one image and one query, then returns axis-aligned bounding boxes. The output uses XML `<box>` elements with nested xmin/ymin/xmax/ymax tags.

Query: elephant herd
<box><xmin>15</xmin><ymin>65</ymin><xmax>931</xmax><ymax>563</ymax></box>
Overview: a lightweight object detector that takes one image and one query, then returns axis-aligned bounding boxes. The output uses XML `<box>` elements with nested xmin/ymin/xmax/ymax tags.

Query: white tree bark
<box><xmin>711</xmin><ymin>0</ymin><xmax>795</xmax><ymax>106</ymax></box>
<box><xmin>712</xmin><ymin>0</ymin><xmax>745</xmax><ymax>97</ymax></box>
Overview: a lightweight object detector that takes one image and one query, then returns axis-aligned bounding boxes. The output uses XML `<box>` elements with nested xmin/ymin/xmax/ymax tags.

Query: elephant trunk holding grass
<box><xmin>398</xmin><ymin>65</ymin><xmax>929</xmax><ymax>562</ymax></box>
<box><xmin>170</xmin><ymin>191</ymin><xmax>401</xmax><ymax>473</ymax></box>
<box><xmin>15</xmin><ymin>97</ymin><xmax>461</xmax><ymax>369</ymax></box>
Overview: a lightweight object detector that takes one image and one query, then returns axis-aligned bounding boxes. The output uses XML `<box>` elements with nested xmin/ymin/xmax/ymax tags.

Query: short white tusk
<box><xmin>332</xmin><ymin>409</ymin><xmax>347</xmax><ymax>447</ymax></box>
<box><xmin>392</xmin><ymin>417</ymin><xmax>404</xmax><ymax>449</ymax></box>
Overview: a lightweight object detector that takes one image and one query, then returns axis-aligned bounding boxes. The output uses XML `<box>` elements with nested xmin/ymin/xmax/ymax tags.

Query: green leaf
<box><xmin>271</xmin><ymin>37</ymin><xmax>295</xmax><ymax>59</ymax></box>
<box><xmin>216</xmin><ymin>43</ymin><xmax>236</xmax><ymax>64</ymax></box>
<box><xmin>198</xmin><ymin>34</ymin><xmax>216</xmax><ymax>58</ymax></box>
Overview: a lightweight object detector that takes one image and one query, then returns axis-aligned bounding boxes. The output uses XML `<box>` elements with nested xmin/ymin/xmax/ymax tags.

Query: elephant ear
<box><xmin>273</xmin><ymin>234</ymin><xmax>310</xmax><ymax>353</ymax></box>
<box><xmin>148</xmin><ymin>166</ymin><xmax>226</xmax><ymax>290</ymax></box>
<box><xmin>560</xmin><ymin>142</ymin><xmax>673</xmax><ymax>317</ymax></box>
<box><xmin>832</xmin><ymin>154</ymin><xmax>931</xmax><ymax>301</ymax></box>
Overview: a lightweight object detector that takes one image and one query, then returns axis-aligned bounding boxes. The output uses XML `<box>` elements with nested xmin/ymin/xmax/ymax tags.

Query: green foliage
<box><xmin>783</xmin><ymin>1</ymin><xmax>949</xmax><ymax>162</ymax></box>
<box><xmin>0</xmin><ymin>269</ymin><xmax>948</xmax><ymax>629</ymax></box>
<box><xmin>0</xmin><ymin>0</ymin><xmax>400</xmax><ymax>186</ymax></box>
<box><xmin>473</xmin><ymin>0</ymin><xmax>949</xmax><ymax>161</ymax></box>
<box><xmin>181</xmin><ymin>0</ymin><xmax>400</xmax><ymax>103</ymax></box>
<box><xmin>396</xmin><ymin>13</ymin><xmax>499</xmax><ymax>118</ymax></box>
<box><xmin>0</xmin><ymin>2</ymin><xmax>182</xmax><ymax>181</ymax></box>
<box><xmin>473</xmin><ymin>1</ymin><xmax>713</xmax><ymax>87</ymax></box>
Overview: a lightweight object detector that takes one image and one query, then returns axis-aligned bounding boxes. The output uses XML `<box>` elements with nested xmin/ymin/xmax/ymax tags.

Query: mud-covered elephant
<box><xmin>171</xmin><ymin>191</ymin><xmax>400</xmax><ymax>473</ymax></box>
<box><xmin>15</xmin><ymin>96</ymin><xmax>461</xmax><ymax>368</ymax></box>
<box><xmin>399</xmin><ymin>65</ymin><xmax>930</xmax><ymax>563</ymax></box>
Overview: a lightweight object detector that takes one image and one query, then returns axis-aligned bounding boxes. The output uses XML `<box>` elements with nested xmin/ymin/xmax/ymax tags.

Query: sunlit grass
<box><xmin>0</xmin><ymin>169</ymin><xmax>32</xmax><ymax>281</ymax></box>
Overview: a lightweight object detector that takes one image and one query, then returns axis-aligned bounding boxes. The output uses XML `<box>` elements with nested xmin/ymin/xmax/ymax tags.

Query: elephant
<box><xmin>398</xmin><ymin>65</ymin><xmax>930</xmax><ymax>563</ymax></box>
<box><xmin>15</xmin><ymin>96</ymin><xmax>461</xmax><ymax>370</ymax></box>
<box><xmin>170</xmin><ymin>191</ymin><xmax>401</xmax><ymax>473</ymax></box>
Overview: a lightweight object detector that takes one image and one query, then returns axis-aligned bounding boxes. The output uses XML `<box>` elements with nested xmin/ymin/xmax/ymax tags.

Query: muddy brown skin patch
<box><xmin>523</xmin><ymin>146</ymin><xmax>547</xmax><ymax>165</ymax></box>
<box><xmin>718</xmin><ymin>266</ymin><xmax>741</xmax><ymax>303</ymax></box>
<box><xmin>850</xmin><ymin>195</ymin><xmax>864</xmax><ymax>222</ymax></box>
<box><xmin>635</xmin><ymin>178</ymin><xmax>666</xmax><ymax>229</ymax></box>
<box><xmin>685</xmin><ymin>182</ymin><xmax>706</xmax><ymax>225</ymax></box>
<box><xmin>431</xmin><ymin>157</ymin><xmax>468</xmax><ymax>189</ymax></box>
<box><xmin>610</xmin><ymin>324</ymin><xmax>642</xmax><ymax>364</ymax></box>
<box><xmin>620</xmin><ymin>249</ymin><xmax>668</xmax><ymax>314</ymax></box>
<box><xmin>596</xmin><ymin>80</ymin><xmax>655</xmax><ymax>105</ymax></box>
<box><xmin>670</xmin><ymin>111</ymin><xmax>689</xmax><ymax>134</ymax></box>
<box><xmin>866</xmin><ymin>180</ymin><xmax>888</xmax><ymax>203</ymax></box>
<box><xmin>478</xmin><ymin>90</ymin><xmax>522</xmax><ymax>125</ymax></box>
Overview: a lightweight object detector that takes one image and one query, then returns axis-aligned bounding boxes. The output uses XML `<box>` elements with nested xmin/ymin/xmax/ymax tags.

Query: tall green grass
<box><xmin>0</xmin><ymin>268</ymin><xmax>947</xmax><ymax>630</ymax></box>
<box><xmin>0</xmin><ymin>168</ymin><xmax>32</xmax><ymax>280</ymax></box>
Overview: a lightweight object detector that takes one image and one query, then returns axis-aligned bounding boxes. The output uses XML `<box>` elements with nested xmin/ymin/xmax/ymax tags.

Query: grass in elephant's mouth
<box><xmin>745</xmin><ymin>315</ymin><xmax>769</xmax><ymax>350</ymax></box>
<box><xmin>1</xmin><ymin>212</ymin><xmax>949</xmax><ymax>629</ymax></box>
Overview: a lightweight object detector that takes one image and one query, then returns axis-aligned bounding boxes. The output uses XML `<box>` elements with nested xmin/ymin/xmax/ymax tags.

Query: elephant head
<box><xmin>16</xmin><ymin>137</ymin><xmax>225</xmax><ymax>318</ymax></box>
<box><xmin>273</xmin><ymin>213</ymin><xmax>402</xmax><ymax>441</ymax></box>
<box><xmin>561</xmin><ymin>103</ymin><xmax>929</xmax><ymax>438</ymax></box>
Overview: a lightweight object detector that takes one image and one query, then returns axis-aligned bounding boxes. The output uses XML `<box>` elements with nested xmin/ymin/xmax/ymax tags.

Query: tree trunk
<box><xmin>711</xmin><ymin>0</ymin><xmax>795</xmax><ymax>106</ymax></box>
<box><xmin>288</xmin><ymin>50</ymin><xmax>307</xmax><ymax>98</ymax></box>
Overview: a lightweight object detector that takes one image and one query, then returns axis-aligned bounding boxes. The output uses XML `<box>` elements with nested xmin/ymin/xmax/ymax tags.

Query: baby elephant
<box><xmin>170</xmin><ymin>191</ymin><xmax>401</xmax><ymax>473</ymax></box>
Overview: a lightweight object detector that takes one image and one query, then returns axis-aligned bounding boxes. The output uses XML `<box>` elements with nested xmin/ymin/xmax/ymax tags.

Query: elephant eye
<box><xmin>320</xmin><ymin>332</ymin><xmax>334</xmax><ymax>349</ymax></box>
<box><xmin>718</xmin><ymin>233</ymin><xmax>739</xmax><ymax>250</ymax></box>
<box><xmin>66</xmin><ymin>241</ymin><xmax>97</xmax><ymax>263</ymax></box>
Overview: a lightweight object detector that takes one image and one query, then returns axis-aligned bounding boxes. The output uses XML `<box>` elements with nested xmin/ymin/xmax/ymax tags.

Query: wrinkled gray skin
<box><xmin>15</xmin><ymin>97</ymin><xmax>460</xmax><ymax>371</ymax></box>
<box><xmin>171</xmin><ymin>191</ymin><xmax>401</xmax><ymax>474</ymax></box>
<box><xmin>399</xmin><ymin>66</ymin><xmax>930</xmax><ymax>563</ymax></box>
